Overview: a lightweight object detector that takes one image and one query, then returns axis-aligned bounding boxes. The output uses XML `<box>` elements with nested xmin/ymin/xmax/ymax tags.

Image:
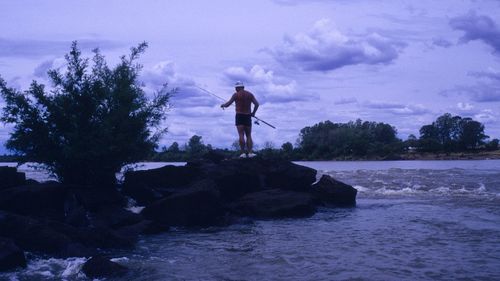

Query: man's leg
<box><xmin>244</xmin><ymin>126</ymin><xmax>253</xmax><ymax>153</ymax></box>
<box><xmin>237</xmin><ymin>125</ymin><xmax>246</xmax><ymax>154</ymax></box>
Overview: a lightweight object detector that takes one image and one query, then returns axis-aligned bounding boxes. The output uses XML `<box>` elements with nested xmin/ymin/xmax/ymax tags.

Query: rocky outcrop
<box><xmin>229</xmin><ymin>189</ymin><xmax>316</xmax><ymax>218</ymax></box>
<box><xmin>0</xmin><ymin>156</ymin><xmax>357</xmax><ymax>272</ymax></box>
<box><xmin>0</xmin><ymin>237</ymin><xmax>26</xmax><ymax>271</ymax></box>
<box><xmin>82</xmin><ymin>256</ymin><xmax>128</xmax><ymax>279</ymax></box>
<box><xmin>141</xmin><ymin>179</ymin><xmax>223</xmax><ymax>227</ymax></box>
<box><xmin>311</xmin><ymin>175</ymin><xmax>358</xmax><ymax>206</ymax></box>
<box><xmin>0</xmin><ymin>166</ymin><xmax>25</xmax><ymax>191</ymax></box>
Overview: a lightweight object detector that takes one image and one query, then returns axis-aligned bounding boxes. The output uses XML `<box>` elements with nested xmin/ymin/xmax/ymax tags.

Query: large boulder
<box><xmin>0</xmin><ymin>166</ymin><xmax>26</xmax><ymax>191</ymax></box>
<box><xmin>311</xmin><ymin>175</ymin><xmax>357</xmax><ymax>206</ymax></box>
<box><xmin>68</xmin><ymin>184</ymin><xmax>126</xmax><ymax>212</ymax></box>
<box><xmin>0</xmin><ymin>237</ymin><xmax>26</xmax><ymax>271</ymax></box>
<box><xmin>188</xmin><ymin>160</ymin><xmax>264</xmax><ymax>201</ymax></box>
<box><xmin>0</xmin><ymin>211</ymin><xmax>94</xmax><ymax>257</ymax></box>
<box><xmin>0</xmin><ymin>183</ymin><xmax>67</xmax><ymax>221</ymax></box>
<box><xmin>122</xmin><ymin>165</ymin><xmax>197</xmax><ymax>205</ymax></box>
<box><xmin>229</xmin><ymin>189</ymin><xmax>316</xmax><ymax>218</ymax></box>
<box><xmin>82</xmin><ymin>256</ymin><xmax>128</xmax><ymax>279</ymax></box>
<box><xmin>262</xmin><ymin>159</ymin><xmax>317</xmax><ymax>191</ymax></box>
<box><xmin>141</xmin><ymin>179</ymin><xmax>223</xmax><ymax>227</ymax></box>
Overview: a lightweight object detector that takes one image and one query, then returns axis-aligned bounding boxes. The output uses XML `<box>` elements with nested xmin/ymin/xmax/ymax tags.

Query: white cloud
<box><xmin>223</xmin><ymin>64</ymin><xmax>308</xmax><ymax>103</ymax></box>
<box><xmin>270</xmin><ymin>19</ymin><xmax>406</xmax><ymax>71</ymax></box>
<box><xmin>141</xmin><ymin>61</ymin><xmax>216</xmax><ymax>107</ymax></box>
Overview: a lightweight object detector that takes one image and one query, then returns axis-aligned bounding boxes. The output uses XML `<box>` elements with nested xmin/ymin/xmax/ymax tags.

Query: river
<box><xmin>2</xmin><ymin>160</ymin><xmax>500</xmax><ymax>280</ymax></box>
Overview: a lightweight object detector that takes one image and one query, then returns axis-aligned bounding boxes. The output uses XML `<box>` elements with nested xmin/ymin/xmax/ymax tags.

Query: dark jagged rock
<box><xmin>89</xmin><ymin>206</ymin><xmax>143</xmax><ymax>229</ymax></box>
<box><xmin>69</xmin><ymin>184</ymin><xmax>126</xmax><ymax>212</ymax></box>
<box><xmin>0</xmin><ymin>211</ymin><xmax>94</xmax><ymax>257</ymax></box>
<box><xmin>123</xmin><ymin>165</ymin><xmax>198</xmax><ymax>205</ymax></box>
<box><xmin>0</xmin><ymin>158</ymin><xmax>358</xmax><ymax>259</ymax></box>
<box><xmin>228</xmin><ymin>189</ymin><xmax>316</xmax><ymax>218</ymax></box>
<box><xmin>141</xmin><ymin>179</ymin><xmax>222</xmax><ymax>227</ymax></box>
<box><xmin>0</xmin><ymin>166</ymin><xmax>25</xmax><ymax>191</ymax></box>
<box><xmin>263</xmin><ymin>160</ymin><xmax>317</xmax><ymax>191</ymax></box>
<box><xmin>312</xmin><ymin>175</ymin><xmax>357</xmax><ymax>206</ymax></box>
<box><xmin>0</xmin><ymin>183</ymin><xmax>67</xmax><ymax>221</ymax></box>
<box><xmin>190</xmin><ymin>160</ymin><xmax>264</xmax><ymax>201</ymax></box>
<box><xmin>0</xmin><ymin>237</ymin><xmax>26</xmax><ymax>271</ymax></box>
<box><xmin>82</xmin><ymin>256</ymin><xmax>128</xmax><ymax>279</ymax></box>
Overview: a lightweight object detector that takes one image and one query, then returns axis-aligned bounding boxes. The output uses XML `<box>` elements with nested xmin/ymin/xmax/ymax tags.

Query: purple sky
<box><xmin>1</xmin><ymin>0</ymin><xmax>500</xmax><ymax>152</ymax></box>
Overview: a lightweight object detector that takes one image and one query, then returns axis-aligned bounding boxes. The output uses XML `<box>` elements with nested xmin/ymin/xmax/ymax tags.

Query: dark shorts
<box><xmin>235</xmin><ymin>113</ymin><xmax>252</xmax><ymax>127</ymax></box>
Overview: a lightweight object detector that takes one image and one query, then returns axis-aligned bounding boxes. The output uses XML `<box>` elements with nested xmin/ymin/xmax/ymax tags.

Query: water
<box><xmin>2</xmin><ymin>160</ymin><xmax>500</xmax><ymax>280</ymax></box>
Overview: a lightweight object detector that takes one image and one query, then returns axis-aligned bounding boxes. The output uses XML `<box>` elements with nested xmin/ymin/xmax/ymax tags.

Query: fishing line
<box><xmin>193</xmin><ymin>85</ymin><xmax>276</xmax><ymax>129</ymax></box>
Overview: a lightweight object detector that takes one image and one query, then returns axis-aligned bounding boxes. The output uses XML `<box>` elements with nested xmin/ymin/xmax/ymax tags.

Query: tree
<box><xmin>418</xmin><ymin>113</ymin><xmax>488</xmax><ymax>152</ymax></box>
<box><xmin>167</xmin><ymin>142</ymin><xmax>180</xmax><ymax>153</ymax></box>
<box><xmin>0</xmin><ymin>42</ymin><xmax>172</xmax><ymax>185</ymax></box>
<box><xmin>185</xmin><ymin>135</ymin><xmax>208</xmax><ymax>159</ymax></box>
<box><xmin>486</xmin><ymin>139</ymin><xmax>499</xmax><ymax>151</ymax></box>
<box><xmin>297</xmin><ymin>119</ymin><xmax>402</xmax><ymax>159</ymax></box>
<box><xmin>458</xmin><ymin>118</ymin><xmax>487</xmax><ymax>150</ymax></box>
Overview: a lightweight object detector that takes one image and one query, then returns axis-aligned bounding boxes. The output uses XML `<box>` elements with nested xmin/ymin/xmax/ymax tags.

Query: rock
<box><xmin>0</xmin><ymin>211</ymin><xmax>93</xmax><ymax>257</ymax></box>
<box><xmin>82</xmin><ymin>256</ymin><xmax>128</xmax><ymax>279</ymax></box>
<box><xmin>193</xmin><ymin>160</ymin><xmax>264</xmax><ymax>201</ymax></box>
<box><xmin>69</xmin><ymin>184</ymin><xmax>126</xmax><ymax>212</ymax></box>
<box><xmin>0</xmin><ymin>166</ymin><xmax>26</xmax><ymax>191</ymax></box>
<box><xmin>0</xmin><ymin>237</ymin><xmax>26</xmax><ymax>271</ymax></box>
<box><xmin>263</xmin><ymin>159</ymin><xmax>317</xmax><ymax>191</ymax></box>
<box><xmin>88</xmin><ymin>207</ymin><xmax>143</xmax><ymax>229</ymax></box>
<box><xmin>229</xmin><ymin>189</ymin><xmax>316</xmax><ymax>218</ymax></box>
<box><xmin>0</xmin><ymin>183</ymin><xmax>67</xmax><ymax>221</ymax></box>
<box><xmin>311</xmin><ymin>175</ymin><xmax>357</xmax><ymax>206</ymax></box>
<box><xmin>141</xmin><ymin>179</ymin><xmax>222</xmax><ymax>227</ymax></box>
<box><xmin>123</xmin><ymin>165</ymin><xmax>197</xmax><ymax>205</ymax></box>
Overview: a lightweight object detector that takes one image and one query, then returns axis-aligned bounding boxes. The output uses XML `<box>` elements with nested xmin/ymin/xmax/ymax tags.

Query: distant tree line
<box><xmin>414</xmin><ymin>113</ymin><xmax>497</xmax><ymax>152</ymax></box>
<box><xmin>153</xmin><ymin>113</ymin><xmax>499</xmax><ymax>162</ymax></box>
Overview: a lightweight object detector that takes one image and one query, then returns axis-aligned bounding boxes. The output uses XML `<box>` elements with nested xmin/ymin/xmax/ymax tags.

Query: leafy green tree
<box><xmin>185</xmin><ymin>135</ymin><xmax>208</xmax><ymax>159</ymax></box>
<box><xmin>297</xmin><ymin>119</ymin><xmax>402</xmax><ymax>159</ymax></box>
<box><xmin>167</xmin><ymin>142</ymin><xmax>180</xmax><ymax>153</ymax></box>
<box><xmin>0</xmin><ymin>42</ymin><xmax>172</xmax><ymax>185</ymax></box>
<box><xmin>418</xmin><ymin>113</ymin><xmax>487</xmax><ymax>152</ymax></box>
<box><xmin>458</xmin><ymin>118</ymin><xmax>488</xmax><ymax>150</ymax></box>
<box><xmin>485</xmin><ymin>138</ymin><xmax>499</xmax><ymax>151</ymax></box>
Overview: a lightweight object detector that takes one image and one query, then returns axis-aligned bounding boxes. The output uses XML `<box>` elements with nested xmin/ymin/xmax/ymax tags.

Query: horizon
<box><xmin>1</xmin><ymin>0</ymin><xmax>499</xmax><ymax>154</ymax></box>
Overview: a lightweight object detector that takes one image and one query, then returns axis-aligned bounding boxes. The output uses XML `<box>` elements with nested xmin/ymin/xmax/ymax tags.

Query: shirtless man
<box><xmin>221</xmin><ymin>81</ymin><xmax>259</xmax><ymax>158</ymax></box>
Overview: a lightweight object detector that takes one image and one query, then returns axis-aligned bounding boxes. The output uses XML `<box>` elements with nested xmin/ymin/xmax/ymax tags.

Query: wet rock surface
<box><xmin>0</xmin><ymin>158</ymin><xmax>357</xmax><ymax>272</ymax></box>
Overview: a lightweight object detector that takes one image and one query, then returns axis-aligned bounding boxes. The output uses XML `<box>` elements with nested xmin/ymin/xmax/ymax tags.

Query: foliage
<box><xmin>417</xmin><ymin>113</ymin><xmax>488</xmax><ymax>152</ymax></box>
<box><xmin>485</xmin><ymin>139</ymin><xmax>499</xmax><ymax>151</ymax></box>
<box><xmin>297</xmin><ymin>119</ymin><xmax>402</xmax><ymax>160</ymax></box>
<box><xmin>0</xmin><ymin>42</ymin><xmax>172</xmax><ymax>185</ymax></box>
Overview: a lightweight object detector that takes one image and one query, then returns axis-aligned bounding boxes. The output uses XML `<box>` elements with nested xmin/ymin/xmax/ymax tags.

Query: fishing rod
<box><xmin>194</xmin><ymin>85</ymin><xmax>276</xmax><ymax>129</ymax></box>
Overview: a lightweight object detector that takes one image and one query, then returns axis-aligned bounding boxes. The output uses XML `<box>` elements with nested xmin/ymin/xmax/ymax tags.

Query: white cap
<box><xmin>234</xmin><ymin>81</ymin><xmax>244</xmax><ymax>88</ymax></box>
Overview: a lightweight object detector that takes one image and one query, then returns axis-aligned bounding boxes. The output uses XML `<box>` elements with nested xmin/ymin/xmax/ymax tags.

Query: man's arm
<box><xmin>221</xmin><ymin>94</ymin><xmax>236</xmax><ymax>108</ymax></box>
<box><xmin>251</xmin><ymin>96</ymin><xmax>259</xmax><ymax>116</ymax></box>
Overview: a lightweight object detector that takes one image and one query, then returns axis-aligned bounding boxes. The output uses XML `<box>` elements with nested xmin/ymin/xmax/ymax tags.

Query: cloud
<box><xmin>432</xmin><ymin>37</ymin><xmax>453</xmax><ymax>48</ymax></box>
<box><xmin>440</xmin><ymin>83</ymin><xmax>500</xmax><ymax>102</ymax></box>
<box><xmin>441</xmin><ymin>67</ymin><xmax>500</xmax><ymax>102</ymax></box>
<box><xmin>468</xmin><ymin>68</ymin><xmax>500</xmax><ymax>81</ymax></box>
<box><xmin>33</xmin><ymin>58</ymin><xmax>66</xmax><ymax>79</ymax></box>
<box><xmin>362</xmin><ymin>100</ymin><xmax>431</xmax><ymax>115</ymax></box>
<box><xmin>474</xmin><ymin>109</ymin><xmax>497</xmax><ymax>125</ymax></box>
<box><xmin>456</xmin><ymin>102</ymin><xmax>474</xmax><ymax>111</ymax></box>
<box><xmin>141</xmin><ymin>61</ymin><xmax>217</xmax><ymax>107</ymax></box>
<box><xmin>269</xmin><ymin>19</ymin><xmax>406</xmax><ymax>71</ymax></box>
<box><xmin>223</xmin><ymin>64</ymin><xmax>308</xmax><ymax>103</ymax></box>
<box><xmin>0</xmin><ymin>38</ymin><xmax>121</xmax><ymax>58</ymax></box>
<box><xmin>333</xmin><ymin>97</ymin><xmax>357</xmax><ymax>105</ymax></box>
<box><xmin>449</xmin><ymin>11</ymin><xmax>500</xmax><ymax>54</ymax></box>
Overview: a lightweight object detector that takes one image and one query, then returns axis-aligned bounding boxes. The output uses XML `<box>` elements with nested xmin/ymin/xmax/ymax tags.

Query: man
<box><xmin>221</xmin><ymin>81</ymin><xmax>259</xmax><ymax>158</ymax></box>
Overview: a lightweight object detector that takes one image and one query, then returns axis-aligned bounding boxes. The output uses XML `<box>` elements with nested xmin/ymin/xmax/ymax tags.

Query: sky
<box><xmin>1</xmin><ymin>0</ymin><xmax>500</xmax><ymax>152</ymax></box>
